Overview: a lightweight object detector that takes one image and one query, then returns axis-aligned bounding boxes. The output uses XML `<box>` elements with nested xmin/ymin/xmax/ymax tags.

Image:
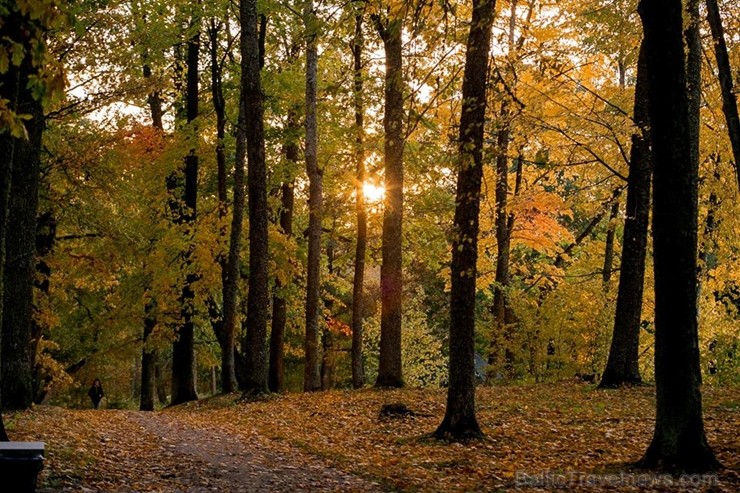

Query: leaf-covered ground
<box><xmin>8</xmin><ymin>383</ymin><xmax>740</xmax><ymax>492</ymax></box>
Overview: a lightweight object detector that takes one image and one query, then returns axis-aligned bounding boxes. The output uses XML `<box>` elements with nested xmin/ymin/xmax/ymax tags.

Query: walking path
<box><xmin>34</xmin><ymin>409</ymin><xmax>384</xmax><ymax>492</ymax></box>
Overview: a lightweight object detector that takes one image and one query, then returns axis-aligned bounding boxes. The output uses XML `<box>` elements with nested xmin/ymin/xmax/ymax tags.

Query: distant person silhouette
<box><xmin>88</xmin><ymin>378</ymin><xmax>104</xmax><ymax>409</ymax></box>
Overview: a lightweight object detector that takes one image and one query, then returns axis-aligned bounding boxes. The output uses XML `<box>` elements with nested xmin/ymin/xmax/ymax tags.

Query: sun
<box><xmin>362</xmin><ymin>182</ymin><xmax>385</xmax><ymax>203</ymax></box>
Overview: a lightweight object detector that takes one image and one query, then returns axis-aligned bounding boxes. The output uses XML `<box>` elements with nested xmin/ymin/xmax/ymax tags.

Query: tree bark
<box><xmin>140</xmin><ymin>297</ymin><xmax>157</xmax><ymax>411</ymax></box>
<box><xmin>269</xmin><ymin>128</ymin><xmax>297</xmax><ymax>393</ymax></box>
<box><xmin>221</xmin><ymin>77</ymin><xmax>246</xmax><ymax>397</ymax></box>
<box><xmin>434</xmin><ymin>0</ymin><xmax>496</xmax><ymax>441</ymax></box>
<box><xmin>600</xmin><ymin>41</ymin><xmax>651</xmax><ymax>389</ymax></box>
<box><xmin>2</xmin><ymin>52</ymin><xmax>43</xmax><ymax>411</ymax></box>
<box><xmin>0</xmin><ymin>51</ymin><xmax>22</xmax><ymax>441</ymax></box>
<box><xmin>374</xmin><ymin>14</ymin><xmax>405</xmax><ymax>389</ymax></box>
<box><xmin>601</xmin><ymin>200</ymin><xmax>620</xmax><ymax>286</ymax></box>
<box><xmin>171</xmin><ymin>15</ymin><xmax>200</xmax><ymax>406</ymax></box>
<box><xmin>242</xmin><ymin>0</ymin><xmax>270</xmax><ymax>396</ymax></box>
<box><xmin>636</xmin><ymin>0</ymin><xmax>720</xmax><ymax>472</ymax></box>
<box><xmin>490</xmin><ymin>109</ymin><xmax>514</xmax><ymax>377</ymax></box>
<box><xmin>140</xmin><ymin>50</ymin><xmax>164</xmax><ymax>411</ymax></box>
<box><xmin>706</xmin><ymin>0</ymin><xmax>740</xmax><ymax>190</ymax></box>
<box><xmin>303</xmin><ymin>0</ymin><xmax>323</xmax><ymax>392</ymax></box>
<box><xmin>351</xmin><ymin>10</ymin><xmax>367</xmax><ymax>390</ymax></box>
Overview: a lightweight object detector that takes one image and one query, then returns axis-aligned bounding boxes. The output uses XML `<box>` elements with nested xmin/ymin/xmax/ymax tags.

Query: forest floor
<box><xmin>7</xmin><ymin>382</ymin><xmax>740</xmax><ymax>492</ymax></box>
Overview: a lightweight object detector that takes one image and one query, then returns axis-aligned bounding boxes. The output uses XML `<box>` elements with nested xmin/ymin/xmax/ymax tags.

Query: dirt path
<box><xmin>29</xmin><ymin>408</ymin><xmax>384</xmax><ymax>493</ymax></box>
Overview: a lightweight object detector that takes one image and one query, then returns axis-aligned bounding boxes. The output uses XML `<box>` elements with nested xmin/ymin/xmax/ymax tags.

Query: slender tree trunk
<box><xmin>351</xmin><ymin>11</ymin><xmax>367</xmax><ymax>390</ymax></box>
<box><xmin>208</xmin><ymin>18</ymin><xmax>238</xmax><ymax>393</ymax></box>
<box><xmin>685</xmin><ymin>0</ymin><xmax>701</xmax><ymax>173</ymax></box>
<box><xmin>220</xmin><ymin>84</ymin><xmax>245</xmax><ymax>397</ymax></box>
<box><xmin>488</xmin><ymin>1</ymin><xmax>531</xmax><ymax>379</ymax></box>
<box><xmin>140</xmin><ymin>55</ymin><xmax>164</xmax><ymax>410</ymax></box>
<box><xmin>241</xmin><ymin>0</ymin><xmax>270</xmax><ymax>396</ymax></box>
<box><xmin>637</xmin><ymin>0</ymin><xmax>720</xmax><ymax>472</ymax></box>
<box><xmin>600</xmin><ymin>42</ymin><xmax>651</xmax><ymax>389</ymax></box>
<box><xmin>140</xmin><ymin>297</ymin><xmax>157</xmax><ymax>411</ymax></box>
<box><xmin>490</xmin><ymin>107</ymin><xmax>514</xmax><ymax>377</ymax></box>
<box><xmin>171</xmin><ymin>16</ymin><xmax>200</xmax><ymax>406</ymax></box>
<box><xmin>706</xmin><ymin>0</ymin><xmax>740</xmax><ymax>189</ymax></box>
<box><xmin>2</xmin><ymin>53</ymin><xmax>43</xmax><ymax>411</ymax></box>
<box><xmin>434</xmin><ymin>0</ymin><xmax>496</xmax><ymax>441</ymax></box>
<box><xmin>374</xmin><ymin>14</ymin><xmax>405</xmax><ymax>389</ymax></box>
<box><xmin>601</xmin><ymin>200</ymin><xmax>620</xmax><ymax>286</ymax></box>
<box><xmin>154</xmin><ymin>358</ymin><xmax>168</xmax><ymax>404</ymax></box>
<box><xmin>303</xmin><ymin>0</ymin><xmax>323</xmax><ymax>392</ymax></box>
<box><xmin>269</xmin><ymin>130</ymin><xmax>297</xmax><ymax>393</ymax></box>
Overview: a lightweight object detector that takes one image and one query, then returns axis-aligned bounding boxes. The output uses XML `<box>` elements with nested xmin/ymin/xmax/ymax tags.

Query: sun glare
<box><xmin>362</xmin><ymin>182</ymin><xmax>385</xmax><ymax>203</ymax></box>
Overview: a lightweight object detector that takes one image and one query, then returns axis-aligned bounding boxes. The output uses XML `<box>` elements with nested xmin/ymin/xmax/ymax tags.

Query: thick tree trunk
<box><xmin>242</xmin><ymin>0</ymin><xmax>270</xmax><ymax>396</ymax></box>
<box><xmin>706</xmin><ymin>0</ymin><xmax>740</xmax><ymax>189</ymax></box>
<box><xmin>374</xmin><ymin>15</ymin><xmax>405</xmax><ymax>389</ymax></box>
<box><xmin>2</xmin><ymin>55</ymin><xmax>43</xmax><ymax>411</ymax></box>
<box><xmin>434</xmin><ymin>0</ymin><xmax>496</xmax><ymax>441</ymax></box>
<box><xmin>636</xmin><ymin>0</ymin><xmax>719</xmax><ymax>472</ymax></box>
<box><xmin>600</xmin><ymin>42</ymin><xmax>651</xmax><ymax>389</ymax></box>
<box><xmin>303</xmin><ymin>0</ymin><xmax>323</xmax><ymax>392</ymax></box>
<box><xmin>171</xmin><ymin>20</ymin><xmax>200</xmax><ymax>406</ymax></box>
<box><xmin>269</xmin><ymin>138</ymin><xmax>297</xmax><ymax>393</ymax></box>
<box><xmin>0</xmin><ymin>60</ymin><xmax>20</xmax><ymax>441</ymax></box>
<box><xmin>351</xmin><ymin>11</ymin><xmax>367</xmax><ymax>390</ymax></box>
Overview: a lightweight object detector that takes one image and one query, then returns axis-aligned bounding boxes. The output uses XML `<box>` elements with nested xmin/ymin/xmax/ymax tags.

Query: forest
<box><xmin>1</xmin><ymin>0</ymin><xmax>740</xmax><ymax>488</ymax></box>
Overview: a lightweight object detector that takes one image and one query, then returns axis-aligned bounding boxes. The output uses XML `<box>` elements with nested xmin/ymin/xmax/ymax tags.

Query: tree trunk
<box><xmin>600</xmin><ymin>41</ymin><xmax>651</xmax><ymax>389</ymax></box>
<box><xmin>154</xmin><ymin>358</ymin><xmax>168</xmax><ymax>405</ymax></box>
<box><xmin>241</xmin><ymin>0</ymin><xmax>270</xmax><ymax>396</ymax></box>
<box><xmin>0</xmin><ymin>56</ymin><xmax>21</xmax><ymax>442</ymax></box>
<box><xmin>490</xmin><ymin>111</ymin><xmax>514</xmax><ymax>377</ymax></box>
<box><xmin>374</xmin><ymin>14</ymin><xmax>405</xmax><ymax>389</ymax></box>
<box><xmin>269</xmin><ymin>133</ymin><xmax>297</xmax><ymax>393</ymax></box>
<box><xmin>434</xmin><ymin>0</ymin><xmax>496</xmax><ymax>441</ymax></box>
<box><xmin>221</xmin><ymin>82</ymin><xmax>246</xmax><ymax>397</ymax></box>
<box><xmin>2</xmin><ymin>53</ymin><xmax>43</xmax><ymax>411</ymax></box>
<box><xmin>303</xmin><ymin>0</ymin><xmax>323</xmax><ymax>392</ymax></box>
<box><xmin>171</xmin><ymin>17</ymin><xmax>200</xmax><ymax>406</ymax></box>
<box><xmin>706</xmin><ymin>0</ymin><xmax>740</xmax><ymax>190</ymax></box>
<box><xmin>140</xmin><ymin>51</ymin><xmax>164</xmax><ymax>411</ymax></box>
<box><xmin>636</xmin><ymin>0</ymin><xmax>720</xmax><ymax>472</ymax></box>
<box><xmin>207</xmin><ymin>18</ymin><xmax>237</xmax><ymax>393</ymax></box>
<box><xmin>601</xmin><ymin>200</ymin><xmax>620</xmax><ymax>286</ymax></box>
<box><xmin>685</xmin><ymin>0</ymin><xmax>701</xmax><ymax>174</ymax></box>
<box><xmin>351</xmin><ymin>10</ymin><xmax>367</xmax><ymax>390</ymax></box>
<box><xmin>140</xmin><ymin>298</ymin><xmax>157</xmax><ymax>411</ymax></box>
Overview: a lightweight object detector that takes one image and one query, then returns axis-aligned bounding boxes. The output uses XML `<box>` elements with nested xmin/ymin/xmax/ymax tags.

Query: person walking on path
<box><xmin>88</xmin><ymin>378</ymin><xmax>104</xmax><ymax>409</ymax></box>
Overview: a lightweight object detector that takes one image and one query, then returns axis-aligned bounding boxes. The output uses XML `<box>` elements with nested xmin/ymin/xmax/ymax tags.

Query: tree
<box><xmin>242</xmin><ymin>0</ymin><xmax>270</xmax><ymax>396</ymax></box>
<box><xmin>170</xmin><ymin>7</ymin><xmax>201</xmax><ymax>406</ymax></box>
<box><xmin>373</xmin><ymin>8</ymin><xmax>405</xmax><ymax>389</ymax></box>
<box><xmin>706</xmin><ymin>0</ymin><xmax>740</xmax><ymax>190</ymax></box>
<box><xmin>0</xmin><ymin>0</ymin><xmax>64</xmax><ymax>435</ymax></box>
<box><xmin>350</xmin><ymin>7</ymin><xmax>367</xmax><ymax>390</ymax></box>
<box><xmin>1</xmin><ymin>54</ymin><xmax>42</xmax><ymax>411</ymax></box>
<box><xmin>221</xmin><ymin>33</ymin><xmax>247</xmax><ymax>395</ymax></box>
<box><xmin>599</xmin><ymin>41</ymin><xmax>651</xmax><ymax>388</ymax></box>
<box><xmin>434</xmin><ymin>0</ymin><xmax>496</xmax><ymax>441</ymax></box>
<box><xmin>636</xmin><ymin>0</ymin><xmax>720</xmax><ymax>472</ymax></box>
<box><xmin>303</xmin><ymin>0</ymin><xmax>323</xmax><ymax>392</ymax></box>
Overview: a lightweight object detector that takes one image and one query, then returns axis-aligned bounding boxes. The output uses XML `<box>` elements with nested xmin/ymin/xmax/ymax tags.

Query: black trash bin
<box><xmin>0</xmin><ymin>442</ymin><xmax>45</xmax><ymax>493</ymax></box>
